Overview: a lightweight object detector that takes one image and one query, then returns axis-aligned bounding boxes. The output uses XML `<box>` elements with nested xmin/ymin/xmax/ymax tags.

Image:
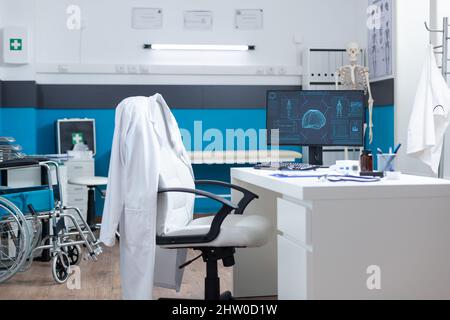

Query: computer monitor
<box><xmin>266</xmin><ymin>90</ymin><xmax>365</xmax><ymax>165</ymax></box>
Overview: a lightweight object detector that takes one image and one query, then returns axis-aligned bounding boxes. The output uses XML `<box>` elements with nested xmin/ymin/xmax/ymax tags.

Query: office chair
<box><xmin>150</xmin><ymin>96</ymin><xmax>271</xmax><ymax>300</ymax></box>
<box><xmin>157</xmin><ymin>181</ymin><xmax>270</xmax><ymax>300</ymax></box>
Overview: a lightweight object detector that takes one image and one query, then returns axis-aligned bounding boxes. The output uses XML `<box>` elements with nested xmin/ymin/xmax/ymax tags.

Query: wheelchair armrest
<box><xmin>29</xmin><ymin>157</ymin><xmax>51</xmax><ymax>162</ymax></box>
<box><xmin>156</xmin><ymin>187</ymin><xmax>238</xmax><ymax>246</ymax></box>
<box><xmin>194</xmin><ymin>180</ymin><xmax>258</xmax><ymax>215</ymax></box>
<box><xmin>0</xmin><ymin>158</ymin><xmax>40</xmax><ymax>169</ymax></box>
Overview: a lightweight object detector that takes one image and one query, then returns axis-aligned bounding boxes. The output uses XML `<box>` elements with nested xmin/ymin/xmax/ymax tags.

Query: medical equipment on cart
<box><xmin>0</xmin><ymin>137</ymin><xmax>25</xmax><ymax>162</ymax></box>
<box><xmin>0</xmin><ymin>158</ymin><xmax>102</xmax><ymax>284</ymax></box>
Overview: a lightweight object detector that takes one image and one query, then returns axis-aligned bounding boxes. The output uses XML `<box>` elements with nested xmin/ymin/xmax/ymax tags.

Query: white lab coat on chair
<box><xmin>100</xmin><ymin>94</ymin><xmax>194</xmax><ymax>300</ymax></box>
<box><xmin>407</xmin><ymin>45</ymin><xmax>450</xmax><ymax>175</ymax></box>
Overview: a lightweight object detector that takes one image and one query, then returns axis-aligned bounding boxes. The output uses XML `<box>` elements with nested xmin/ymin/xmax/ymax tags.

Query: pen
<box><xmin>382</xmin><ymin>145</ymin><xmax>402</xmax><ymax>172</ymax></box>
<box><xmin>393</xmin><ymin>143</ymin><xmax>402</xmax><ymax>154</ymax></box>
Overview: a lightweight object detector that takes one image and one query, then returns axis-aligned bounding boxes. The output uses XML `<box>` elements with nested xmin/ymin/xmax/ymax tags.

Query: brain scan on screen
<box><xmin>302</xmin><ymin>109</ymin><xmax>327</xmax><ymax>130</ymax></box>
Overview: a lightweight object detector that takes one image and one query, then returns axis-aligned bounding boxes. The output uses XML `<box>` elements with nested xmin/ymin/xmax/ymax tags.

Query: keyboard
<box><xmin>254</xmin><ymin>162</ymin><xmax>321</xmax><ymax>171</ymax></box>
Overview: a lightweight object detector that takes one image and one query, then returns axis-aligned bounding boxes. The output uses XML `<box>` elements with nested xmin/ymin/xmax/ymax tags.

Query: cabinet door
<box><xmin>277</xmin><ymin>198</ymin><xmax>311</xmax><ymax>245</ymax></box>
<box><xmin>277</xmin><ymin>235</ymin><xmax>310</xmax><ymax>300</ymax></box>
<box><xmin>66</xmin><ymin>184</ymin><xmax>85</xmax><ymax>195</ymax></box>
<box><xmin>66</xmin><ymin>160</ymin><xmax>95</xmax><ymax>179</ymax></box>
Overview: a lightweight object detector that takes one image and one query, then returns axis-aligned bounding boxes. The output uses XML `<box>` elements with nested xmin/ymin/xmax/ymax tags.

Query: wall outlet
<box><xmin>115</xmin><ymin>65</ymin><xmax>126</xmax><ymax>73</ymax></box>
<box><xmin>58</xmin><ymin>64</ymin><xmax>69</xmax><ymax>73</ymax></box>
<box><xmin>139</xmin><ymin>65</ymin><xmax>150</xmax><ymax>74</ymax></box>
<box><xmin>265</xmin><ymin>67</ymin><xmax>275</xmax><ymax>75</ymax></box>
<box><xmin>255</xmin><ymin>68</ymin><xmax>264</xmax><ymax>75</ymax></box>
<box><xmin>277</xmin><ymin>67</ymin><xmax>287</xmax><ymax>75</ymax></box>
<box><xmin>127</xmin><ymin>65</ymin><xmax>138</xmax><ymax>74</ymax></box>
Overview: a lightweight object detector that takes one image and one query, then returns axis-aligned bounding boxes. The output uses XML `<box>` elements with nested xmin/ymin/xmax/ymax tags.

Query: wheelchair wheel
<box><xmin>0</xmin><ymin>198</ymin><xmax>31</xmax><ymax>283</ymax></box>
<box><xmin>64</xmin><ymin>244</ymin><xmax>81</xmax><ymax>266</ymax></box>
<box><xmin>51</xmin><ymin>252</ymin><xmax>71</xmax><ymax>284</ymax></box>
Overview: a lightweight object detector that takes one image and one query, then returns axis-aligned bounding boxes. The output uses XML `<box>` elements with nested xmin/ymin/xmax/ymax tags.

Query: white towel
<box><xmin>407</xmin><ymin>44</ymin><xmax>450</xmax><ymax>174</ymax></box>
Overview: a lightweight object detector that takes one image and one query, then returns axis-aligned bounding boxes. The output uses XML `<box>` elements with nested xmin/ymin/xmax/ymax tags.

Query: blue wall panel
<box><xmin>0</xmin><ymin>107</ymin><xmax>285</xmax><ymax>214</ymax></box>
<box><xmin>365</xmin><ymin>105</ymin><xmax>395</xmax><ymax>169</ymax></box>
<box><xmin>1</xmin><ymin>108</ymin><xmax>38</xmax><ymax>154</ymax></box>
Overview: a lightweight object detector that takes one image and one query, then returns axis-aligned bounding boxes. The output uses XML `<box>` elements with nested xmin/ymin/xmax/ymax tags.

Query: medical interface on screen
<box><xmin>266</xmin><ymin>90</ymin><xmax>365</xmax><ymax>147</ymax></box>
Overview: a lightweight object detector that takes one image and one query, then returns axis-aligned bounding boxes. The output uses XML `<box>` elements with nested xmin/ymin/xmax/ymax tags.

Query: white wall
<box><xmin>0</xmin><ymin>0</ymin><xmax>367</xmax><ymax>85</ymax></box>
<box><xmin>395</xmin><ymin>0</ymin><xmax>432</xmax><ymax>176</ymax></box>
<box><xmin>0</xmin><ymin>0</ymin><xmax>6</xmax><ymax>80</ymax></box>
<box><xmin>355</xmin><ymin>0</ymin><xmax>370</xmax><ymax>56</ymax></box>
<box><xmin>432</xmin><ymin>0</ymin><xmax>450</xmax><ymax>178</ymax></box>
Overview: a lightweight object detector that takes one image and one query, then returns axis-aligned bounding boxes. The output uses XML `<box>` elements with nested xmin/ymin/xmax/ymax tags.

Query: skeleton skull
<box><xmin>346</xmin><ymin>42</ymin><xmax>360</xmax><ymax>63</ymax></box>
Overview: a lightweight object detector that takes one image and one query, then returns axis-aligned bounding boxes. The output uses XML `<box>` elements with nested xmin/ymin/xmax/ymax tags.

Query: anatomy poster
<box><xmin>367</xmin><ymin>0</ymin><xmax>393</xmax><ymax>81</ymax></box>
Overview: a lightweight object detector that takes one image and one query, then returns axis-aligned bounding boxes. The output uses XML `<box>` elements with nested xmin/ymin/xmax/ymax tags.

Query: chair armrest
<box><xmin>194</xmin><ymin>180</ymin><xmax>258</xmax><ymax>215</ymax></box>
<box><xmin>158</xmin><ymin>187</ymin><xmax>237</xmax><ymax>210</ymax></box>
<box><xmin>156</xmin><ymin>187</ymin><xmax>238</xmax><ymax>246</ymax></box>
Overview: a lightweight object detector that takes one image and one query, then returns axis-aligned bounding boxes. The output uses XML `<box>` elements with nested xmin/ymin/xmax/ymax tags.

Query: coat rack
<box><xmin>425</xmin><ymin>17</ymin><xmax>450</xmax><ymax>178</ymax></box>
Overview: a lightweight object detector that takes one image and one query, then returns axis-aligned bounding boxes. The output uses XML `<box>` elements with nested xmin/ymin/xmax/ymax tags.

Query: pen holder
<box><xmin>377</xmin><ymin>154</ymin><xmax>397</xmax><ymax>172</ymax></box>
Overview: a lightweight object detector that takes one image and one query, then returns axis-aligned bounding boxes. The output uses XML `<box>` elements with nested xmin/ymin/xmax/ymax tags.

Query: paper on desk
<box><xmin>271</xmin><ymin>172</ymin><xmax>326</xmax><ymax>179</ymax></box>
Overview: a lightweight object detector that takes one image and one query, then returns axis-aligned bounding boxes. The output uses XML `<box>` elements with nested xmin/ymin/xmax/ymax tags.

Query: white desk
<box><xmin>230</xmin><ymin>168</ymin><xmax>450</xmax><ymax>299</ymax></box>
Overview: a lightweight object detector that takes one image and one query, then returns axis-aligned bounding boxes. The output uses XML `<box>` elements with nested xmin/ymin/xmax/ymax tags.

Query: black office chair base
<box><xmin>200</xmin><ymin>247</ymin><xmax>235</xmax><ymax>300</ymax></box>
<box><xmin>155</xmin><ymin>183</ymin><xmax>260</xmax><ymax>301</ymax></box>
<box><xmin>219</xmin><ymin>291</ymin><xmax>233</xmax><ymax>300</ymax></box>
<box><xmin>158</xmin><ymin>247</ymin><xmax>236</xmax><ymax>301</ymax></box>
<box><xmin>159</xmin><ymin>292</ymin><xmax>233</xmax><ymax>301</ymax></box>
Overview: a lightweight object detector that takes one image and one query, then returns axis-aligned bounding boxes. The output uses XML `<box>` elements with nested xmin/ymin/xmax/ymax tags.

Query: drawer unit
<box><xmin>66</xmin><ymin>184</ymin><xmax>85</xmax><ymax>195</ymax></box>
<box><xmin>277</xmin><ymin>235</ymin><xmax>310</xmax><ymax>300</ymax></box>
<box><xmin>66</xmin><ymin>195</ymin><xmax>87</xmax><ymax>207</ymax></box>
<box><xmin>65</xmin><ymin>160</ymin><xmax>94</xmax><ymax>179</ymax></box>
<box><xmin>277</xmin><ymin>198</ymin><xmax>311</xmax><ymax>245</ymax></box>
<box><xmin>62</xmin><ymin>159</ymin><xmax>94</xmax><ymax>228</ymax></box>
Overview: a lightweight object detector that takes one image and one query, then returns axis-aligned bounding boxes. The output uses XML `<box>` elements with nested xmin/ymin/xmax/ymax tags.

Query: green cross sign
<box><xmin>9</xmin><ymin>38</ymin><xmax>23</xmax><ymax>51</ymax></box>
<box><xmin>72</xmin><ymin>132</ymin><xmax>84</xmax><ymax>145</ymax></box>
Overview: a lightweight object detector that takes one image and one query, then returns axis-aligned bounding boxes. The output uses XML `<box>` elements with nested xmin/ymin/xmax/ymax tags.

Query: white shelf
<box><xmin>36</xmin><ymin>63</ymin><xmax>302</xmax><ymax>77</ymax></box>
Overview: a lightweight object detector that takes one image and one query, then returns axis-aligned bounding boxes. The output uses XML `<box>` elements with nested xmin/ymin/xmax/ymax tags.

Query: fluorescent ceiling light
<box><xmin>144</xmin><ymin>44</ymin><xmax>255</xmax><ymax>51</ymax></box>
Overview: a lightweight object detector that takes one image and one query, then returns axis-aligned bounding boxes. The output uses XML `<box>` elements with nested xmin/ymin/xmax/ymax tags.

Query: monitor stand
<box><xmin>308</xmin><ymin>146</ymin><xmax>323</xmax><ymax>166</ymax></box>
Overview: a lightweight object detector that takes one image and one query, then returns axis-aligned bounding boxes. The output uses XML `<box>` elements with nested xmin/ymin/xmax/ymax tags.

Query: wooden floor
<box><xmin>0</xmin><ymin>245</ymin><xmax>234</xmax><ymax>300</ymax></box>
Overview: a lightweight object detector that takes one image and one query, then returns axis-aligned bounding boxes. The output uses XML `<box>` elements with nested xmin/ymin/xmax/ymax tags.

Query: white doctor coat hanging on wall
<box><xmin>407</xmin><ymin>45</ymin><xmax>450</xmax><ymax>175</ymax></box>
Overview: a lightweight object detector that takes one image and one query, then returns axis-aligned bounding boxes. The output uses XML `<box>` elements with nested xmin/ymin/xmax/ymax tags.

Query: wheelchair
<box><xmin>0</xmin><ymin>158</ymin><xmax>102</xmax><ymax>284</ymax></box>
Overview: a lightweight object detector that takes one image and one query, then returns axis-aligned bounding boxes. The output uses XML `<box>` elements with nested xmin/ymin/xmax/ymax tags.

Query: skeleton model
<box><xmin>335</xmin><ymin>42</ymin><xmax>375</xmax><ymax>146</ymax></box>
